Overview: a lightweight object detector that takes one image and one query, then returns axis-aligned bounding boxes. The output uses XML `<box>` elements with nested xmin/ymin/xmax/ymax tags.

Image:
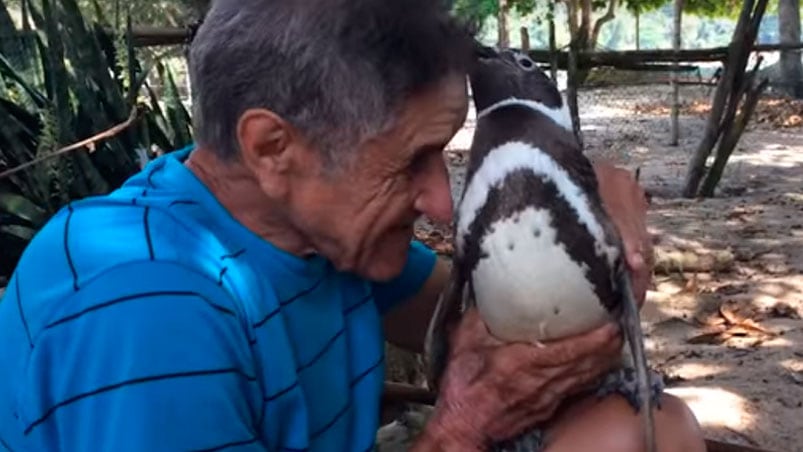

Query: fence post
<box><xmin>549</xmin><ymin>8</ymin><xmax>558</xmax><ymax>82</ymax></box>
<box><xmin>670</xmin><ymin>0</ymin><xmax>684</xmax><ymax>146</ymax></box>
<box><xmin>520</xmin><ymin>27</ymin><xmax>530</xmax><ymax>52</ymax></box>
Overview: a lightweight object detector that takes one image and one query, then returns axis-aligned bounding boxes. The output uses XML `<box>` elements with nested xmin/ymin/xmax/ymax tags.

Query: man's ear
<box><xmin>237</xmin><ymin>108</ymin><xmax>296</xmax><ymax>198</ymax></box>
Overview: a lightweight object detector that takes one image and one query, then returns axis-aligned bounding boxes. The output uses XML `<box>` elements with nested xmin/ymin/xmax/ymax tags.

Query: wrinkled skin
<box><xmin>424</xmin><ymin>309</ymin><xmax>624</xmax><ymax>449</ymax></box>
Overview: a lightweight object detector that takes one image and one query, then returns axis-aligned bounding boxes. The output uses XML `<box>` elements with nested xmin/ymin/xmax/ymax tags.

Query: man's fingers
<box><xmin>526</xmin><ymin>322</ymin><xmax>621</xmax><ymax>367</ymax></box>
<box><xmin>627</xmin><ymin>250</ymin><xmax>646</xmax><ymax>271</ymax></box>
<box><xmin>450</xmin><ymin>308</ymin><xmax>503</xmax><ymax>354</ymax></box>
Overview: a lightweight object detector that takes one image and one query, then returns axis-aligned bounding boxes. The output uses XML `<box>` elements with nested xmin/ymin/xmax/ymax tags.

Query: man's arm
<box><xmin>382</xmin><ymin>256</ymin><xmax>451</xmax><ymax>354</ymax></box>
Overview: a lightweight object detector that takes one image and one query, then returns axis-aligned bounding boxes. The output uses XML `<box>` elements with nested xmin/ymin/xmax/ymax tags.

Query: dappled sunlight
<box><xmin>727</xmin><ymin>143</ymin><xmax>803</xmax><ymax>169</ymax></box>
<box><xmin>666</xmin><ymin>386</ymin><xmax>754</xmax><ymax>430</ymax></box>
<box><xmin>666</xmin><ymin>362</ymin><xmax>732</xmax><ymax>380</ymax></box>
<box><xmin>779</xmin><ymin>358</ymin><xmax>803</xmax><ymax>373</ymax></box>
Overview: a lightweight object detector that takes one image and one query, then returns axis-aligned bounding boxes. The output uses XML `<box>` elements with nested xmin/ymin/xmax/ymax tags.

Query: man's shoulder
<box><xmin>19</xmin><ymin>192</ymin><xmax>222</xmax><ymax>282</ymax></box>
<box><xmin>9</xmin><ymin>194</ymin><xmax>245</xmax><ymax>331</ymax></box>
<box><xmin>8</xmin><ymin>161</ymin><xmax>260</xmax><ymax>326</ymax></box>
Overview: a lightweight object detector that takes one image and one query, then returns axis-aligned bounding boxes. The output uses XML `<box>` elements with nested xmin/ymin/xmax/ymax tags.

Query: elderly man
<box><xmin>0</xmin><ymin>0</ymin><xmax>705</xmax><ymax>451</ymax></box>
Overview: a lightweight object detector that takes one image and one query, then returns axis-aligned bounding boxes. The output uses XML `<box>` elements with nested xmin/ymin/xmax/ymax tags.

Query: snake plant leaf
<box><xmin>0</xmin><ymin>224</ymin><xmax>37</xmax><ymax>244</ymax></box>
<box><xmin>0</xmin><ymin>192</ymin><xmax>48</xmax><ymax>227</ymax></box>
<box><xmin>0</xmin><ymin>0</ymin><xmax>200</xmax><ymax>279</ymax></box>
<box><xmin>0</xmin><ymin>53</ymin><xmax>47</xmax><ymax>108</ymax></box>
<box><xmin>0</xmin><ymin>230</ymin><xmax>36</xmax><ymax>270</ymax></box>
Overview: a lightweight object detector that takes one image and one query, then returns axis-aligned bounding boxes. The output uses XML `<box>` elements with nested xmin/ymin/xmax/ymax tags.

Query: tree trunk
<box><xmin>567</xmin><ymin>37</ymin><xmax>583</xmax><ymax>147</ymax></box>
<box><xmin>670</xmin><ymin>0</ymin><xmax>684</xmax><ymax>146</ymax></box>
<box><xmin>635</xmin><ymin>10</ymin><xmax>640</xmax><ymax>50</ymax></box>
<box><xmin>699</xmin><ymin>80</ymin><xmax>768</xmax><ymax>196</ymax></box>
<box><xmin>590</xmin><ymin>0</ymin><xmax>619</xmax><ymax>49</ymax></box>
<box><xmin>681</xmin><ymin>0</ymin><xmax>770</xmax><ymax>198</ymax></box>
<box><xmin>520</xmin><ymin>27</ymin><xmax>530</xmax><ymax>51</ymax></box>
<box><xmin>497</xmin><ymin>0</ymin><xmax>510</xmax><ymax>48</ymax></box>
<box><xmin>549</xmin><ymin>4</ymin><xmax>558</xmax><ymax>81</ymax></box>
<box><xmin>778</xmin><ymin>0</ymin><xmax>803</xmax><ymax>98</ymax></box>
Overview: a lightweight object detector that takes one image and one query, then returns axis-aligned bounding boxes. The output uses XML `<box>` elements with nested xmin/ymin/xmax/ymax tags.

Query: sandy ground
<box><xmin>581</xmin><ymin>85</ymin><xmax>802</xmax><ymax>452</ymax></box>
<box><xmin>395</xmin><ymin>83</ymin><xmax>802</xmax><ymax>452</ymax></box>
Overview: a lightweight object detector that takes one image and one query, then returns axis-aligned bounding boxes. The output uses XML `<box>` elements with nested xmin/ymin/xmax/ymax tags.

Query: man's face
<box><xmin>285</xmin><ymin>74</ymin><xmax>468</xmax><ymax>281</ymax></box>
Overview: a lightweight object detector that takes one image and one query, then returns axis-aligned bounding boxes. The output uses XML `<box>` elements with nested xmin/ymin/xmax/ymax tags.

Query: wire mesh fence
<box><xmin>557</xmin><ymin>65</ymin><xmax>715</xmax><ymax>163</ymax></box>
<box><xmin>563</xmin><ymin>50</ymin><xmax>803</xmax><ymax>157</ymax></box>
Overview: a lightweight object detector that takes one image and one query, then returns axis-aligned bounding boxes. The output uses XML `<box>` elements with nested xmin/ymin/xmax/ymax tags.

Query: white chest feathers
<box><xmin>471</xmin><ymin>206</ymin><xmax>612</xmax><ymax>344</ymax></box>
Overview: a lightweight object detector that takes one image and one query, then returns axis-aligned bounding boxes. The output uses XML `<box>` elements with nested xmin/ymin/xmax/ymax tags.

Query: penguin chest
<box><xmin>469</xmin><ymin>206</ymin><xmax>612</xmax><ymax>343</ymax></box>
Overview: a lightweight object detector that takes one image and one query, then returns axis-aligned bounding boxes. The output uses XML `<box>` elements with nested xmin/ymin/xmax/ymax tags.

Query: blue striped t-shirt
<box><xmin>0</xmin><ymin>146</ymin><xmax>437</xmax><ymax>451</ymax></box>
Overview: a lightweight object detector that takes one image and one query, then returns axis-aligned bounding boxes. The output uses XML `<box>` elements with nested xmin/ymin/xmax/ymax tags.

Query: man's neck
<box><xmin>183</xmin><ymin>146</ymin><xmax>316</xmax><ymax>257</ymax></box>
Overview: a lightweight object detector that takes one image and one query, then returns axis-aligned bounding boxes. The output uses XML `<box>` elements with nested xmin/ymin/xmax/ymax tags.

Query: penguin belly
<box><xmin>471</xmin><ymin>206</ymin><xmax>612</xmax><ymax>344</ymax></box>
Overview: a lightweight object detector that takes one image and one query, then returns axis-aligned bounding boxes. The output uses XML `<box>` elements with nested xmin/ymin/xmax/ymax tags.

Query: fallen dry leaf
<box><xmin>768</xmin><ymin>302</ymin><xmax>801</xmax><ymax>319</ymax></box>
<box><xmin>718</xmin><ymin>304</ymin><xmax>744</xmax><ymax>325</ymax></box>
<box><xmin>687</xmin><ymin>329</ymin><xmax>731</xmax><ymax>345</ymax></box>
<box><xmin>687</xmin><ymin>299</ymin><xmax>777</xmax><ymax>345</ymax></box>
<box><xmin>414</xmin><ymin>228</ymin><xmax>454</xmax><ymax>256</ymax></box>
<box><xmin>634</xmin><ymin>95</ymin><xmax>803</xmax><ymax>130</ymax></box>
<box><xmin>682</xmin><ymin>273</ymin><xmax>700</xmax><ymax>294</ymax></box>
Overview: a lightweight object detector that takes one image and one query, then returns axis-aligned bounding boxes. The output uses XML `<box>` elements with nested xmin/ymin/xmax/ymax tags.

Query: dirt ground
<box><xmin>402</xmin><ymin>84</ymin><xmax>802</xmax><ymax>452</ymax></box>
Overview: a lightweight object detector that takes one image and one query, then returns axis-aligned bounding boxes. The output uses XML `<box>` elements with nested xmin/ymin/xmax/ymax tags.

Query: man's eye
<box><xmin>409</xmin><ymin>153</ymin><xmax>429</xmax><ymax>173</ymax></box>
<box><xmin>409</xmin><ymin>145</ymin><xmax>446</xmax><ymax>173</ymax></box>
<box><xmin>409</xmin><ymin>149</ymin><xmax>439</xmax><ymax>174</ymax></box>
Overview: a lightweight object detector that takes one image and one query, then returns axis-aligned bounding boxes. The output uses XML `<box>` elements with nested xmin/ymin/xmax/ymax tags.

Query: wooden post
<box><xmin>549</xmin><ymin>3</ymin><xmax>558</xmax><ymax>81</ymax></box>
<box><xmin>681</xmin><ymin>0</ymin><xmax>770</xmax><ymax>197</ymax></box>
<box><xmin>635</xmin><ymin>9</ymin><xmax>640</xmax><ymax>50</ymax></box>
<box><xmin>497</xmin><ymin>0</ymin><xmax>510</xmax><ymax>48</ymax></box>
<box><xmin>670</xmin><ymin>0</ymin><xmax>684</xmax><ymax>146</ymax></box>
<box><xmin>778</xmin><ymin>0</ymin><xmax>803</xmax><ymax>97</ymax></box>
<box><xmin>520</xmin><ymin>26</ymin><xmax>530</xmax><ymax>52</ymax></box>
<box><xmin>567</xmin><ymin>36</ymin><xmax>583</xmax><ymax>147</ymax></box>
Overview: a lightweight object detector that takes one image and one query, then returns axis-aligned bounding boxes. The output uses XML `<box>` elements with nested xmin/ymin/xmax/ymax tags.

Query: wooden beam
<box><xmin>123</xmin><ymin>25</ymin><xmax>803</xmax><ymax>68</ymax></box>
<box><xmin>129</xmin><ymin>25</ymin><xmax>193</xmax><ymax>47</ymax></box>
<box><xmin>522</xmin><ymin>42</ymin><xmax>803</xmax><ymax>69</ymax></box>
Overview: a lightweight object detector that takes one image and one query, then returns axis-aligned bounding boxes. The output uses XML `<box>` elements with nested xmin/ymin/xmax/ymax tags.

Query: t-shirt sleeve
<box><xmin>371</xmin><ymin>240</ymin><xmax>437</xmax><ymax>314</ymax></box>
<box><xmin>19</xmin><ymin>260</ymin><xmax>267</xmax><ymax>452</ymax></box>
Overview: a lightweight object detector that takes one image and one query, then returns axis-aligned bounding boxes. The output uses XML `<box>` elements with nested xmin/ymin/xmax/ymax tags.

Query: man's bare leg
<box><xmin>543</xmin><ymin>393</ymin><xmax>706</xmax><ymax>452</ymax></box>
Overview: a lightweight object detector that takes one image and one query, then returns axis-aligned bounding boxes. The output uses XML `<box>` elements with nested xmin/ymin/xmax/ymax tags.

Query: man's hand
<box><xmin>594</xmin><ymin>161</ymin><xmax>653</xmax><ymax>308</ymax></box>
<box><xmin>414</xmin><ymin>309</ymin><xmax>623</xmax><ymax>450</ymax></box>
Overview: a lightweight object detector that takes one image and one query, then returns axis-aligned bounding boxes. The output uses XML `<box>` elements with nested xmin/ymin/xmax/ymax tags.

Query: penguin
<box><xmin>424</xmin><ymin>44</ymin><xmax>663</xmax><ymax>452</ymax></box>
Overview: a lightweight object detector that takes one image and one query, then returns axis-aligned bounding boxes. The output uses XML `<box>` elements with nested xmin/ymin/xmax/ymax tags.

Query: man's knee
<box><xmin>544</xmin><ymin>393</ymin><xmax>706</xmax><ymax>452</ymax></box>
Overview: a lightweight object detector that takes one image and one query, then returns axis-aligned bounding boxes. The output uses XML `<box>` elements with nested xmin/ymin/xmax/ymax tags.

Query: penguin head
<box><xmin>468</xmin><ymin>44</ymin><xmax>564</xmax><ymax>115</ymax></box>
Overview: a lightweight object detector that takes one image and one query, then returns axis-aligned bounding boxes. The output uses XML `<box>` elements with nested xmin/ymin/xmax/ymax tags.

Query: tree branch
<box><xmin>591</xmin><ymin>0</ymin><xmax>619</xmax><ymax>48</ymax></box>
<box><xmin>0</xmin><ymin>106</ymin><xmax>143</xmax><ymax>182</ymax></box>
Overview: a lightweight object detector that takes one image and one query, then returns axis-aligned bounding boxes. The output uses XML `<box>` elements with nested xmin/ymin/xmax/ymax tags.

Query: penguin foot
<box><xmin>595</xmin><ymin>366</ymin><xmax>666</xmax><ymax>412</ymax></box>
<box><xmin>491</xmin><ymin>428</ymin><xmax>545</xmax><ymax>452</ymax></box>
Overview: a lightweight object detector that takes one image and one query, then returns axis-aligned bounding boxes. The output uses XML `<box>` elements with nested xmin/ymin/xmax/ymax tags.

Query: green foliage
<box><xmin>5</xmin><ymin>0</ymin><xmax>206</xmax><ymax>27</ymax></box>
<box><xmin>624</xmin><ymin>0</ymin><xmax>748</xmax><ymax>18</ymax></box>
<box><xmin>453</xmin><ymin>0</ymin><xmax>754</xmax><ymax>49</ymax></box>
<box><xmin>452</xmin><ymin>0</ymin><xmax>542</xmax><ymax>31</ymax></box>
<box><xmin>0</xmin><ymin>0</ymin><xmax>194</xmax><ymax>278</ymax></box>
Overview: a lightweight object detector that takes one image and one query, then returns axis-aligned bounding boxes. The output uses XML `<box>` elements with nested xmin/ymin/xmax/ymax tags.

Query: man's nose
<box><xmin>414</xmin><ymin>154</ymin><xmax>454</xmax><ymax>224</ymax></box>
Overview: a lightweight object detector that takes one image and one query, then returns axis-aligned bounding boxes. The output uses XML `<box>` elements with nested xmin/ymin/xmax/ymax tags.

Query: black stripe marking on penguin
<box><xmin>424</xmin><ymin>45</ymin><xmax>663</xmax><ymax>452</ymax></box>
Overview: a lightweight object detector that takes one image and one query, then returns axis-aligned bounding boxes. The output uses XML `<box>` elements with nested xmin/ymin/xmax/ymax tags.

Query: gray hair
<box><xmin>188</xmin><ymin>0</ymin><xmax>475</xmax><ymax>168</ymax></box>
